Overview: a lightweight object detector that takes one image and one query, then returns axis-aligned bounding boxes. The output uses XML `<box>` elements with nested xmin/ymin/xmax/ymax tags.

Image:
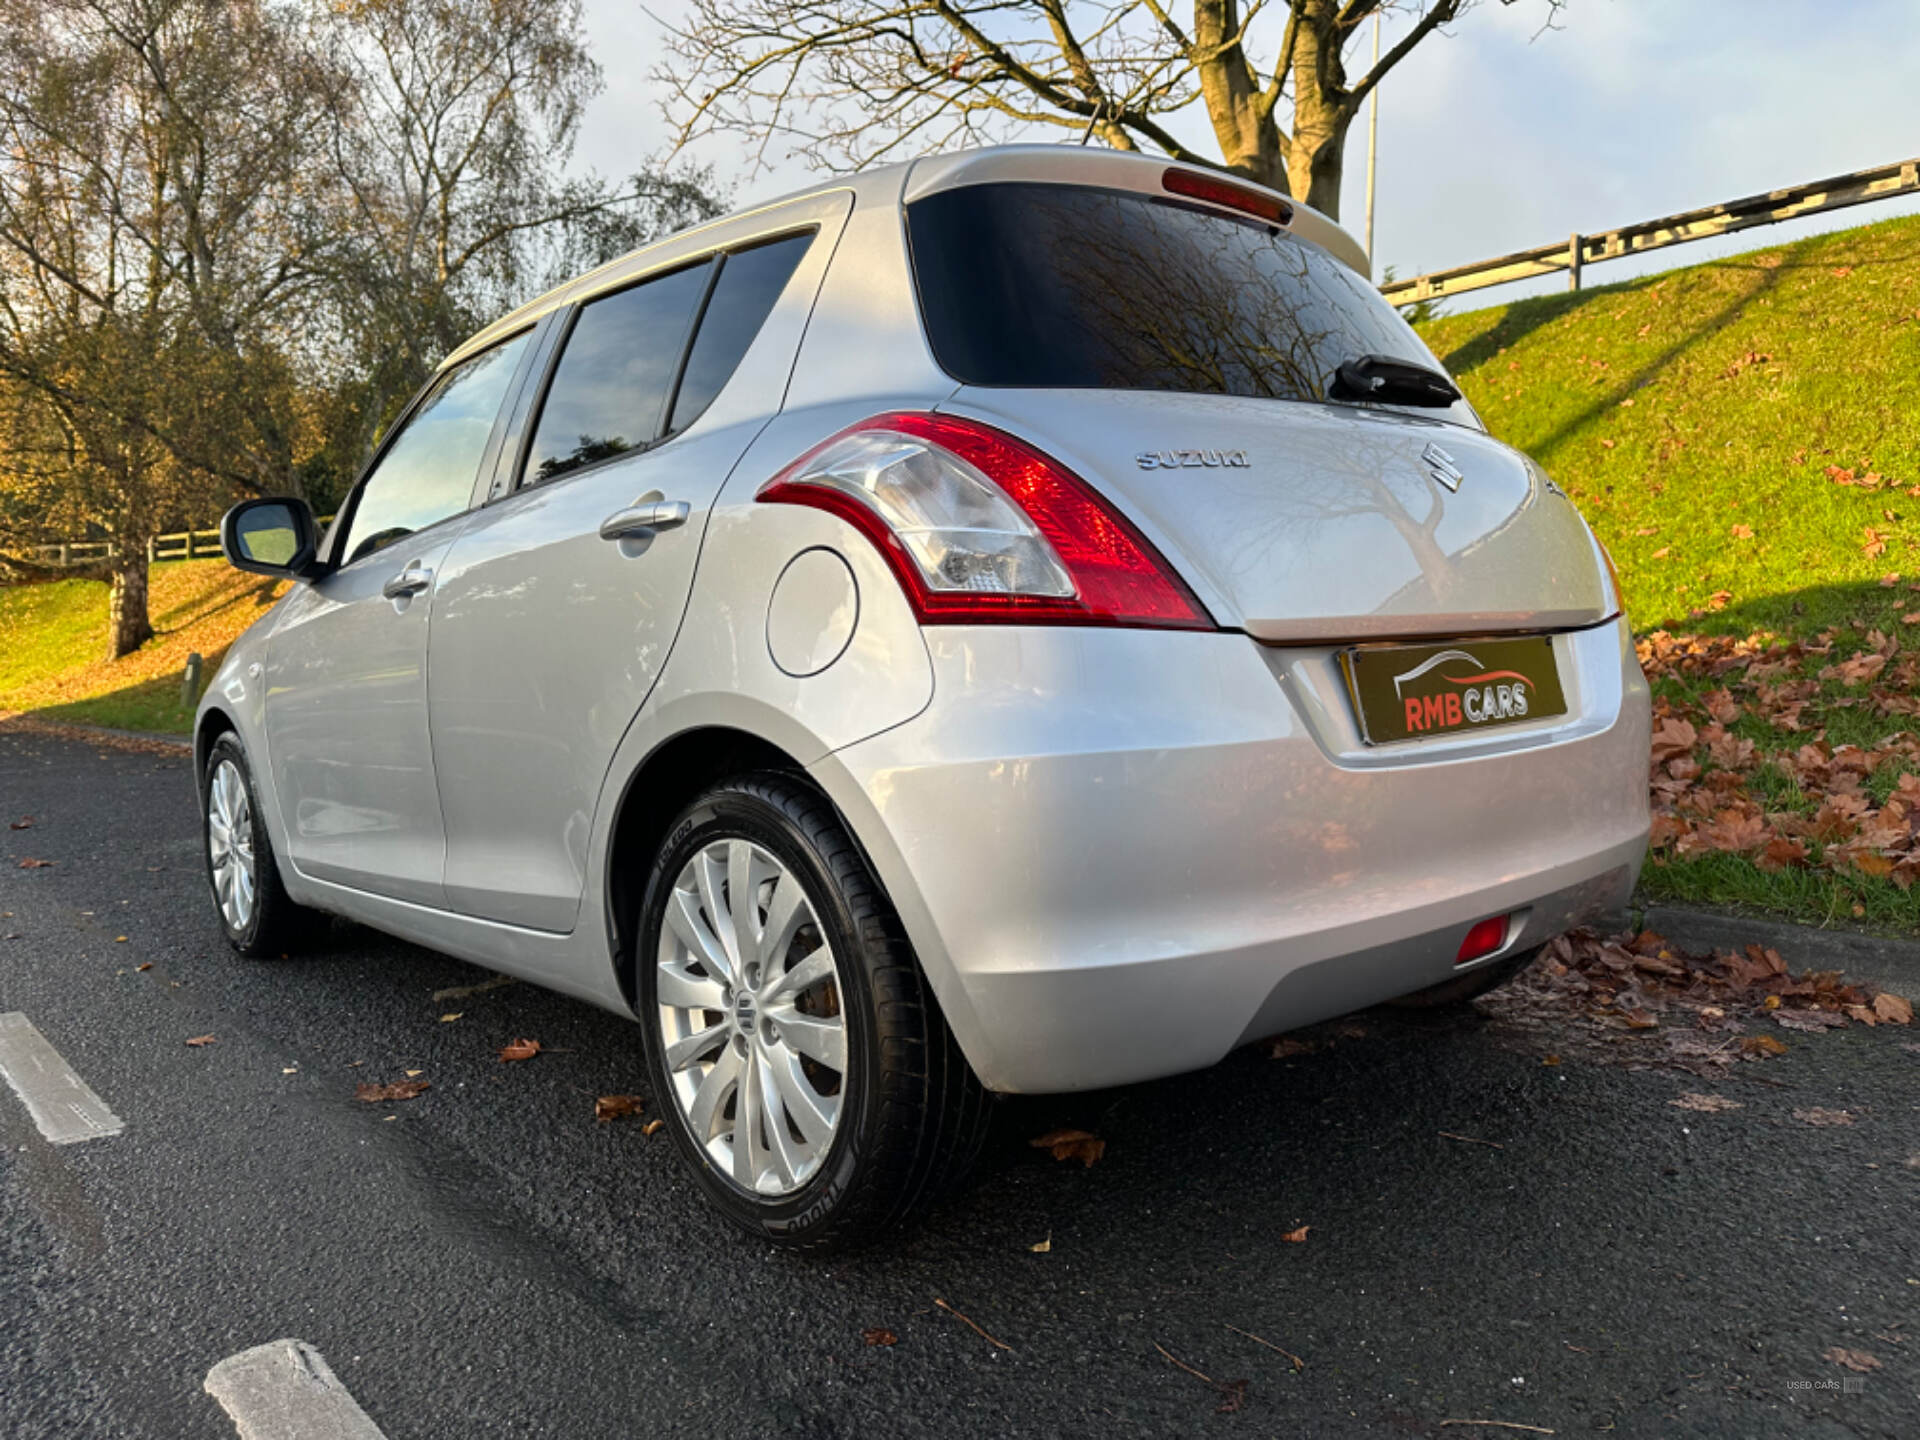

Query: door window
<box><xmin>666</xmin><ymin>232</ymin><xmax>813</xmax><ymax>434</ymax></box>
<box><xmin>522</xmin><ymin>260</ymin><xmax>713</xmax><ymax>486</ymax></box>
<box><xmin>340</xmin><ymin>330</ymin><xmax>532</xmax><ymax>566</ymax></box>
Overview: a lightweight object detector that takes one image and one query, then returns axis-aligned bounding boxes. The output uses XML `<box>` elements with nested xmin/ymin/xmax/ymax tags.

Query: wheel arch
<box><xmin>602</xmin><ymin>725</ymin><xmax>812</xmax><ymax>1010</ymax></box>
<box><xmin>194</xmin><ymin>704</ymin><xmax>238</xmax><ymax>783</ymax></box>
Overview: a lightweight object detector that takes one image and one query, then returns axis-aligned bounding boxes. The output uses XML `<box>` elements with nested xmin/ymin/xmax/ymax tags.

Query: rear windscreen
<box><xmin>906</xmin><ymin>182</ymin><xmax>1445</xmax><ymax>405</ymax></box>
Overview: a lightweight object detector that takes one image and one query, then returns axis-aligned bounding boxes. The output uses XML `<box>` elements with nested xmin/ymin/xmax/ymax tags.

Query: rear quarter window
<box><xmin>668</xmin><ymin>231</ymin><xmax>813</xmax><ymax>434</ymax></box>
<box><xmin>905</xmin><ymin>182</ymin><xmax>1448</xmax><ymax>409</ymax></box>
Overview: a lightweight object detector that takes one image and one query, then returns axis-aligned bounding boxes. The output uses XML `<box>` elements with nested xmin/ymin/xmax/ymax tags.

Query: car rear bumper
<box><xmin>810</xmin><ymin>618</ymin><xmax>1650</xmax><ymax>1093</ymax></box>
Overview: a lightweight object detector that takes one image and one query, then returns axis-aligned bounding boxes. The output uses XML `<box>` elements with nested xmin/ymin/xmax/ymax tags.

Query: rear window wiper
<box><xmin>1329</xmin><ymin>354</ymin><xmax>1461</xmax><ymax>408</ymax></box>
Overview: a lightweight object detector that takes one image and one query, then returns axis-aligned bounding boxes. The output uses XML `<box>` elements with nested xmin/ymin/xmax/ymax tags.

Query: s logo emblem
<box><xmin>1421</xmin><ymin>442</ymin><xmax>1465</xmax><ymax>492</ymax></box>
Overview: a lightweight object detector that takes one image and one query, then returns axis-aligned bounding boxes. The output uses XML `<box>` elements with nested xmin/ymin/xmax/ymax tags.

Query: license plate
<box><xmin>1339</xmin><ymin>635</ymin><xmax>1567</xmax><ymax>745</ymax></box>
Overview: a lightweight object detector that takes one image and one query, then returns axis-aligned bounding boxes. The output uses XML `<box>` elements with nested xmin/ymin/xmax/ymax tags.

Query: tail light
<box><xmin>1161</xmin><ymin>166</ymin><xmax>1292</xmax><ymax>226</ymax></box>
<box><xmin>757</xmin><ymin>413</ymin><xmax>1213</xmax><ymax>629</ymax></box>
<box><xmin>1456</xmin><ymin>914</ymin><xmax>1509</xmax><ymax>965</ymax></box>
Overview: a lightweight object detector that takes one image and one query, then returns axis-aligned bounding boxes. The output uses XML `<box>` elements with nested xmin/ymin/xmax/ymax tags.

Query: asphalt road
<box><xmin>2</xmin><ymin>727</ymin><xmax>1916</xmax><ymax>1439</ymax></box>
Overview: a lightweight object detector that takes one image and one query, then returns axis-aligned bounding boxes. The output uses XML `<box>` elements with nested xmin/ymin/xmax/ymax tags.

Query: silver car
<box><xmin>202</xmin><ymin>144</ymin><xmax>1650</xmax><ymax>1249</ymax></box>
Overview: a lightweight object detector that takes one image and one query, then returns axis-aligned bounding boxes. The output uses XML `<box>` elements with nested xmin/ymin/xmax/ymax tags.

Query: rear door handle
<box><xmin>599</xmin><ymin>500</ymin><xmax>690</xmax><ymax>541</ymax></box>
<box><xmin>382</xmin><ymin>564</ymin><xmax>434</xmax><ymax>600</ymax></box>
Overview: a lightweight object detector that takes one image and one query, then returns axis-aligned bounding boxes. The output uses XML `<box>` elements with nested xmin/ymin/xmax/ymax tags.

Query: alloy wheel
<box><xmin>655</xmin><ymin>837</ymin><xmax>848</xmax><ymax>1196</ymax></box>
<box><xmin>207</xmin><ymin>758</ymin><xmax>257</xmax><ymax>932</ymax></box>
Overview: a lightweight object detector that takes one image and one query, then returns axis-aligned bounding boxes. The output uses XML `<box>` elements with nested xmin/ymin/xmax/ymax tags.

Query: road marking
<box><xmin>205</xmin><ymin>1340</ymin><xmax>388</xmax><ymax>1440</ymax></box>
<box><xmin>0</xmin><ymin>1012</ymin><xmax>124</xmax><ymax>1144</ymax></box>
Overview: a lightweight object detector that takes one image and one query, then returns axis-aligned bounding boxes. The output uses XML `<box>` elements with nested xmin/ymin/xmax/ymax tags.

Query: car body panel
<box><xmin>943</xmin><ymin>388</ymin><xmax>1611</xmax><ymax>642</ymax></box>
<box><xmin>425</xmin><ymin>191</ymin><xmax>854</xmax><ymax>932</ymax></box>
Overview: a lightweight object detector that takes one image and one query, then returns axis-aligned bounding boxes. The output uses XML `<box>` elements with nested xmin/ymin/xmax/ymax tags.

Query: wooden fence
<box><xmin>1380</xmin><ymin>155</ymin><xmax>1920</xmax><ymax>308</ymax></box>
<box><xmin>14</xmin><ymin>518</ymin><xmax>333</xmax><ymax>570</ymax></box>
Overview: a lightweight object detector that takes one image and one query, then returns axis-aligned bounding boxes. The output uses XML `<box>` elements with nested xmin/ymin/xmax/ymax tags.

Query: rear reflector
<box><xmin>1161</xmin><ymin>167</ymin><xmax>1292</xmax><ymax>226</ymax></box>
<box><xmin>1456</xmin><ymin>915</ymin><xmax>1509</xmax><ymax>966</ymax></box>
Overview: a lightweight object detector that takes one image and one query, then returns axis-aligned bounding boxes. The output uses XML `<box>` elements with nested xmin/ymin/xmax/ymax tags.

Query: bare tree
<box><xmin>310</xmin><ymin>0</ymin><xmax>721</xmax><ymax>460</ymax></box>
<box><xmin>660</xmin><ymin>0</ymin><xmax>1563</xmax><ymax>220</ymax></box>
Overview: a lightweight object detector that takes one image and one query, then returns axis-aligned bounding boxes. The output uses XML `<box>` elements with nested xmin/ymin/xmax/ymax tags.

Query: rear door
<box><xmin>264</xmin><ymin>328</ymin><xmax>534</xmax><ymax>904</ymax></box>
<box><xmin>904</xmin><ymin>180</ymin><xmax>1612</xmax><ymax>642</ymax></box>
<box><xmin>427</xmin><ymin>221</ymin><xmax>830</xmax><ymax>932</ymax></box>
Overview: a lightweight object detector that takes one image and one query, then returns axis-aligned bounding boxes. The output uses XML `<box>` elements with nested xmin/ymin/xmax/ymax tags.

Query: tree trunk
<box><xmin>107</xmin><ymin>551</ymin><xmax>154</xmax><ymax>659</ymax></box>
<box><xmin>1194</xmin><ymin>0</ymin><xmax>1289</xmax><ymax>193</ymax></box>
<box><xmin>1283</xmin><ymin>4</ymin><xmax>1357</xmax><ymax>220</ymax></box>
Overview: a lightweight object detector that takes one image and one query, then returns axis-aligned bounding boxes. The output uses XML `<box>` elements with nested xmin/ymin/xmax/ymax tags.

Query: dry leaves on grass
<box><xmin>1029</xmin><ymin>1128</ymin><xmax>1105</xmax><ymax>1167</ymax></box>
<box><xmin>355</xmin><ymin>1078</ymin><xmax>430</xmax><ymax>1102</ymax></box>
<box><xmin>1478</xmin><ymin>927</ymin><xmax>1908</xmax><ymax>1074</ymax></box>
<box><xmin>594</xmin><ymin>1094</ymin><xmax>644</xmax><ymax>1122</ymax></box>
<box><xmin>1636</xmin><ymin>628</ymin><xmax>1920</xmax><ymax>891</ymax></box>
<box><xmin>498</xmin><ymin>1037</ymin><xmax>542</xmax><ymax>1062</ymax></box>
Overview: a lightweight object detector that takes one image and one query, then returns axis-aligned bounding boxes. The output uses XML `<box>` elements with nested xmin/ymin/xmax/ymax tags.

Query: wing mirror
<box><xmin>220</xmin><ymin>497</ymin><xmax>327</xmax><ymax>581</ymax></box>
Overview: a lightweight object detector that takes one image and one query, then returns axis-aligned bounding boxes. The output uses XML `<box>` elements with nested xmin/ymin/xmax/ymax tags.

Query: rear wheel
<box><xmin>637</xmin><ymin>773</ymin><xmax>988</xmax><ymax>1251</ymax></box>
<box><xmin>1390</xmin><ymin>946</ymin><xmax>1540</xmax><ymax>1010</ymax></box>
<box><xmin>202</xmin><ymin>732</ymin><xmax>314</xmax><ymax>958</ymax></box>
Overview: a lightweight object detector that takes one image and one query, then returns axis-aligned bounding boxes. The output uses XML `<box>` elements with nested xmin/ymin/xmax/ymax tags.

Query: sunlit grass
<box><xmin>0</xmin><ymin>560</ymin><xmax>284</xmax><ymax>735</ymax></box>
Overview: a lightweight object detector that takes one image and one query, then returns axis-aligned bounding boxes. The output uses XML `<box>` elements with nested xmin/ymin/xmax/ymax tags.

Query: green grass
<box><xmin>1420</xmin><ymin>215</ymin><xmax>1920</xmax><ymax>934</ymax></box>
<box><xmin>1418</xmin><ymin>212</ymin><xmax>1920</xmax><ymax>642</ymax></box>
<box><xmin>0</xmin><ymin>560</ymin><xmax>284</xmax><ymax>735</ymax></box>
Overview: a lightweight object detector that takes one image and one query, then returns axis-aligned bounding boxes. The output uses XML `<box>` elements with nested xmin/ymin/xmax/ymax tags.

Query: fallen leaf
<box><xmin>404</xmin><ymin>1068</ymin><xmax>424</xmax><ymax>1077</ymax></box>
<box><xmin>1030</xmin><ymin>1236</ymin><xmax>1052</xmax><ymax>1253</ymax></box>
<box><xmin>1824</xmin><ymin>1346</ymin><xmax>1880</xmax><ymax>1372</ymax></box>
<box><xmin>862</xmin><ymin>1328</ymin><xmax>898</xmax><ymax>1347</ymax></box>
<box><xmin>1874</xmin><ymin>993</ymin><xmax>1914</xmax><ymax>1025</ymax></box>
<box><xmin>17</xmin><ymin>858</ymin><xmax>54</xmax><ymax>869</ymax></box>
<box><xmin>438</xmin><ymin>1012</ymin><xmax>463</xmax><ymax>1023</ymax></box>
<box><xmin>594</xmin><ymin>1094</ymin><xmax>645</xmax><ymax>1122</ymax></box>
<box><xmin>1281</xmin><ymin>1225</ymin><xmax>1310</xmax><ymax>1243</ymax></box>
<box><xmin>499</xmin><ymin>1037</ymin><xmax>542</xmax><ymax>1062</ymax></box>
<box><xmin>114</xmin><ymin>935</ymin><xmax>127</xmax><ymax>943</ymax></box>
<box><xmin>1652</xmin><ymin>545</ymin><xmax>1671</xmax><ymax>559</ymax></box>
<box><xmin>1670</xmin><ymin>1093</ymin><xmax>1742</xmax><ymax>1113</ymax></box>
<box><xmin>355</xmin><ymin>1078</ymin><xmax>429</xmax><ymax>1103</ymax></box>
<box><xmin>1029</xmin><ymin>1128</ymin><xmax>1105</xmax><ymax>1167</ymax></box>
<box><xmin>185</xmin><ymin>1035</ymin><xmax>216</xmax><ymax>1047</ymax></box>
<box><xmin>1730</xmin><ymin>524</ymin><xmax>1754</xmax><ymax>540</ymax></box>
<box><xmin>640</xmin><ymin>1118</ymin><xmax>664</xmax><ymax>1136</ymax></box>
<box><xmin>1268</xmin><ymin>1037</ymin><xmax>1319</xmax><ymax>1059</ymax></box>
<box><xmin>9</xmin><ymin>816</ymin><xmax>33</xmax><ymax>829</ymax></box>
<box><xmin>135</xmin><ymin>962</ymin><xmax>152</xmax><ymax>972</ymax></box>
<box><xmin>1741</xmin><ymin>1034</ymin><xmax>1789</xmax><ymax>1057</ymax></box>
<box><xmin>1793</xmin><ymin>1107</ymin><xmax>1855</xmax><ymax>1127</ymax></box>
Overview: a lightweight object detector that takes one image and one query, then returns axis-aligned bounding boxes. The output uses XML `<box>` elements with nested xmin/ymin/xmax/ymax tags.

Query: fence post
<box><xmin>56</xmin><ymin>543</ymin><xmax>68</xmax><ymax>565</ymax></box>
<box><xmin>147</xmin><ymin>536</ymin><xmax>156</xmax><ymax>564</ymax></box>
<box><xmin>1568</xmin><ymin>232</ymin><xmax>1583</xmax><ymax>291</ymax></box>
<box><xmin>181</xmin><ymin>652</ymin><xmax>203</xmax><ymax>708</ymax></box>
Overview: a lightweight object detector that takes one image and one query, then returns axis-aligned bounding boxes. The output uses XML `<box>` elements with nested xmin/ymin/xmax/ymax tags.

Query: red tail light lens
<box><xmin>1456</xmin><ymin>915</ymin><xmax>1510</xmax><ymax>966</ymax></box>
<box><xmin>758</xmin><ymin>412</ymin><xmax>1214</xmax><ymax>630</ymax></box>
<box><xmin>1161</xmin><ymin>167</ymin><xmax>1292</xmax><ymax>226</ymax></box>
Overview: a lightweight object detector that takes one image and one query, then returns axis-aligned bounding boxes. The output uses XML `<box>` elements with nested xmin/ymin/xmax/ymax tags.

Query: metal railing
<box><xmin>1381</xmin><ymin>156</ymin><xmax>1920</xmax><ymax>308</ymax></box>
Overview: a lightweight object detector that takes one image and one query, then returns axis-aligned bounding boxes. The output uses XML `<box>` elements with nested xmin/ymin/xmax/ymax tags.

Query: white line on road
<box><xmin>205</xmin><ymin>1340</ymin><xmax>388</xmax><ymax>1440</ymax></box>
<box><xmin>0</xmin><ymin>1011</ymin><xmax>124</xmax><ymax>1144</ymax></box>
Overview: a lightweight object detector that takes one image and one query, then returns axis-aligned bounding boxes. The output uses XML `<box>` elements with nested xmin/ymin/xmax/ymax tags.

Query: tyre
<box><xmin>1389</xmin><ymin>945</ymin><xmax>1541</xmax><ymax>1010</ymax></box>
<box><xmin>637</xmin><ymin>773</ymin><xmax>989</xmax><ymax>1251</ymax></box>
<box><xmin>201</xmin><ymin>732</ymin><xmax>314</xmax><ymax>958</ymax></box>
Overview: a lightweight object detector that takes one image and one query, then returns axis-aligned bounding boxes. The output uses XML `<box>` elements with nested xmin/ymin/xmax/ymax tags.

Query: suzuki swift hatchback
<box><xmin>203</xmin><ymin>145</ymin><xmax>1650</xmax><ymax>1250</ymax></box>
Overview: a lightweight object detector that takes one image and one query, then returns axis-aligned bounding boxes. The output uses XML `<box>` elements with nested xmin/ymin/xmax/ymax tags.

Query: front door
<box><xmin>265</xmin><ymin>328</ymin><xmax>533</xmax><ymax>905</ymax></box>
<box><xmin>428</xmin><ymin>231</ymin><xmax>818</xmax><ymax>931</ymax></box>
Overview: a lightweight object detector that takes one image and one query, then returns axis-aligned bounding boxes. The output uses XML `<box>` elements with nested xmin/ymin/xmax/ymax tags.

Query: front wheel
<box><xmin>637</xmin><ymin>773</ymin><xmax>988</xmax><ymax>1252</ymax></box>
<box><xmin>201</xmin><ymin>732</ymin><xmax>314</xmax><ymax>957</ymax></box>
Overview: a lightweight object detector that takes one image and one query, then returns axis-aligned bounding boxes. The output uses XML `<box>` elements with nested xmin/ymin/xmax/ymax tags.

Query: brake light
<box><xmin>1161</xmin><ymin>167</ymin><xmax>1292</xmax><ymax>226</ymax></box>
<box><xmin>1456</xmin><ymin>915</ymin><xmax>1509</xmax><ymax>966</ymax></box>
<box><xmin>757</xmin><ymin>413</ymin><xmax>1213</xmax><ymax>629</ymax></box>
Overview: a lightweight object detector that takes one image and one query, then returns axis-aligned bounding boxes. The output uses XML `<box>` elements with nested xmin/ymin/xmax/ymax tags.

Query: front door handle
<box><xmin>382</xmin><ymin>564</ymin><xmax>434</xmax><ymax>600</ymax></box>
<box><xmin>599</xmin><ymin>500</ymin><xmax>690</xmax><ymax>541</ymax></box>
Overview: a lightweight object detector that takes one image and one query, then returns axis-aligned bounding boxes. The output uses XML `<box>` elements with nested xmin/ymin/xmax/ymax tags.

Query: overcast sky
<box><xmin>572</xmin><ymin>0</ymin><xmax>1920</xmax><ymax>310</ymax></box>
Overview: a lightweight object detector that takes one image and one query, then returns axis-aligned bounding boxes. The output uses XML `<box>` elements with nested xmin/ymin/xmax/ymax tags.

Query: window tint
<box><xmin>906</xmin><ymin>183</ymin><xmax>1446</xmax><ymax>407</ymax></box>
<box><xmin>667</xmin><ymin>232</ymin><xmax>812</xmax><ymax>434</ymax></box>
<box><xmin>341</xmin><ymin>330</ymin><xmax>531</xmax><ymax>566</ymax></box>
<box><xmin>523</xmin><ymin>260</ymin><xmax>712</xmax><ymax>486</ymax></box>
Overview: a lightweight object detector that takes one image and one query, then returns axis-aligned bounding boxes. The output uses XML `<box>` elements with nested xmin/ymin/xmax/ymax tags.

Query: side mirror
<box><xmin>220</xmin><ymin>497</ymin><xmax>325</xmax><ymax>580</ymax></box>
